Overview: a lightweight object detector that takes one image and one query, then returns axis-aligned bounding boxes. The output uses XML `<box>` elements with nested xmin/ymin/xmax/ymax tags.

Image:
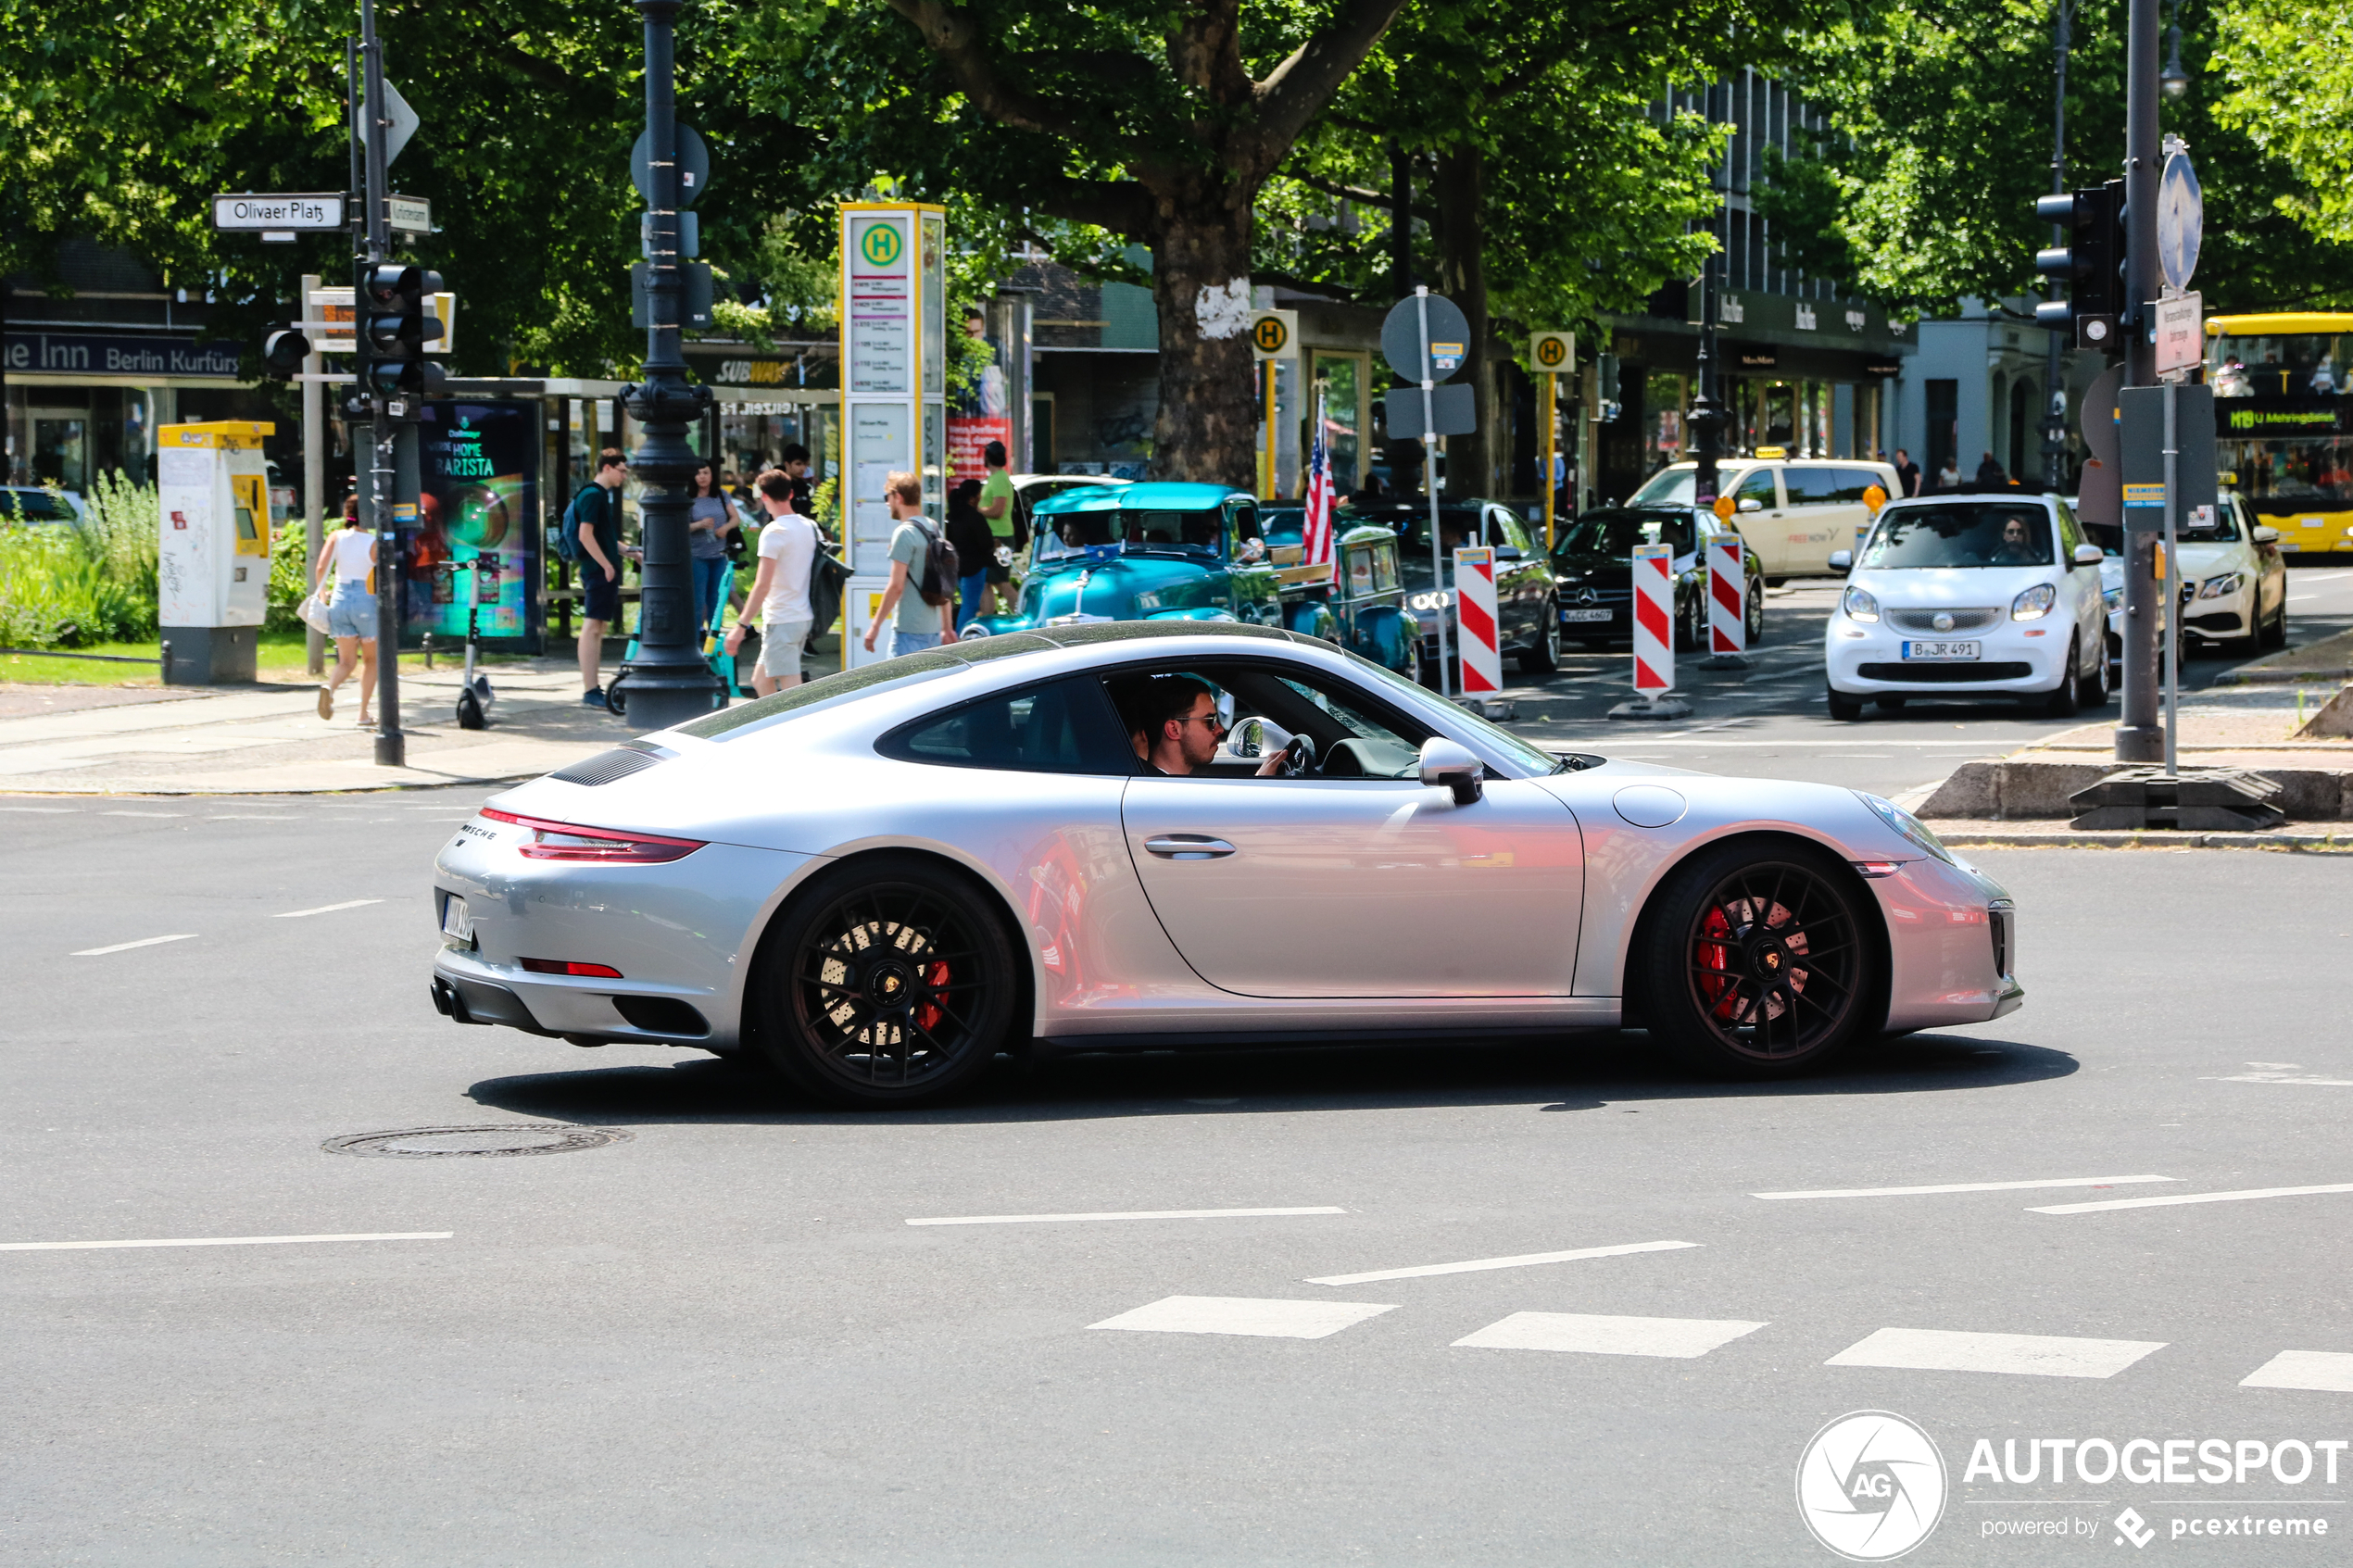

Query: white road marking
<box><xmin>1306</xmin><ymin>1237</ymin><xmax>1698</xmax><ymax>1286</ymax></box>
<box><xmin>272</xmin><ymin>898</ymin><xmax>385</xmax><ymax>919</ymax></box>
<box><xmin>71</xmin><ymin>934</ymin><xmax>196</xmax><ymax>957</ymax></box>
<box><xmin>0</xmin><ymin>806</ymin><xmax>74</xmax><ymax>812</ymax></box>
<box><xmin>1453</xmin><ymin>1311</ymin><xmax>1769</xmax><ymax>1359</ymax></box>
<box><xmin>2032</xmin><ymin>1183</ymin><xmax>2353</xmax><ymax>1214</ymax></box>
<box><xmin>2207</xmin><ymin>1068</ymin><xmax>2353</xmax><ymax>1086</ymax></box>
<box><xmin>907</xmin><ymin>1206</ymin><xmax>1344</xmax><ymax>1227</ymax></box>
<box><xmin>208</xmin><ymin>814</ymin><xmax>296</xmax><ymax>822</ymax></box>
<box><xmin>98</xmin><ymin>810</ymin><xmax>182</xmax><ymax>818</ymax></box>
<box><xmin>0</xmin><ymin>1231</ymin><xmax>452</xmax><ymax>1252</ymax></box>
<box><xmin>1088</xmin><ymin>1296</ymin><xmax>1396</xmax><ymax>1339</ymax></box>
<box><xmin>1601</xmin><ymin>737</ymin><xmax>2031</xmax><ymax>747</ymax></box>
<box><xmin>1827</xmin><ymin>1327</ymin><xmax>2165</xmax><ymax>1379</ymax></box>
<box><xmin>2242</xmin><ymin>1351</ymin><xmax>2353</xmax><ymax>1394</ymax></box>
<box><xmin>1754</xmin><ymin>1174</ymin><xmax>2175</xmax><ymax>1200</ymax></box>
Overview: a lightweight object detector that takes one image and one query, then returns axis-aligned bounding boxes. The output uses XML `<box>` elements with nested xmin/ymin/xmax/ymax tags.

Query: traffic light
<box><xmin>259</xmin><ymin>327</ymin><xmax>311</xmax><ymax>382</ymax></box>
<box><xmin>2033</xmin><ymin>182</ymin><xmax>2125</xmax><ymax>352</ymax></box>
<box><xmin>360</xmin><ymin>263</ymin><xmax>446</xmax><ymax>414</ymax></box>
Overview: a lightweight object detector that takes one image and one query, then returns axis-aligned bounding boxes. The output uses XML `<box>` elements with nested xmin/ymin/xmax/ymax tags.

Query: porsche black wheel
<box><xmin>753</xmin><ymin>857</ymin><xmax>1016</xmax><ymax>1108</ymax></box>
<box><xmin>1639</xmin><ymin>842</ymin><xmax>1878</xmax><ymax>1076</ymax></box>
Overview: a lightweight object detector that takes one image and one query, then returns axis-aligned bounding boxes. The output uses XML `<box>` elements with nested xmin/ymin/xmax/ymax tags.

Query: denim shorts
<box><xmin>326</xmin><ymin>584</ymin><xmax>378</xmax><ymax>640</ymax></box>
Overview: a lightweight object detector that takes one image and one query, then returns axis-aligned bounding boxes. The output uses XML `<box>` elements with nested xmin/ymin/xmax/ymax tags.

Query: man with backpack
<box><xmin>862</xmin><ymin>470</ymin><xmax>955</xmax><ymax>659</ymax></box>
<box><xmin>562</xmin><ymin>448</ymin><xmax>629</xmax><ymax>708</ymax></box>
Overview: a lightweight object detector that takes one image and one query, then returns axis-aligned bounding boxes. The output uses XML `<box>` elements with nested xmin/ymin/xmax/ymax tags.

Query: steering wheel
<box><xmin>1277</xmin><ymin>733</ymin><xmax>1318</xmax><ymax>778</ymax></box>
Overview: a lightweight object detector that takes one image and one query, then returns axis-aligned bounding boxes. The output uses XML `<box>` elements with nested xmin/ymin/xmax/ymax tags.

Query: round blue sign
<box><xmin>2158</xmin><ymin>151</ymin><xmax>2203</xmax><ymax>293</ymax></box>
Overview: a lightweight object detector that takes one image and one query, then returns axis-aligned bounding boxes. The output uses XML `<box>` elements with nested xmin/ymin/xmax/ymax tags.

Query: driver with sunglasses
<box><xmin>1121</xmin><ymin>674</ymin><xmax>1289</xmax><ymax>777</ymax></box>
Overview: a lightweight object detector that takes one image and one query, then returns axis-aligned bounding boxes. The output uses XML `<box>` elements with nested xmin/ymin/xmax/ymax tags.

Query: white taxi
<box><xmin>1627</xmin><ymin>451</ymin><xmax>1902</xmax><ymax>581</ymax></box>
<box><xmin>1825</xmin><ymin>495</ymin><xmax>2108</xmax><ymax>719</ymax></box>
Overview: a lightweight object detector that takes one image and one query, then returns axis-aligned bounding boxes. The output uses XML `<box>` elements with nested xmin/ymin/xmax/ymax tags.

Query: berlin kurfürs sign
<box><xmin>213</xmin><ymin>194</ymin><xmax>345</xmax><ymax>231</ymax></box>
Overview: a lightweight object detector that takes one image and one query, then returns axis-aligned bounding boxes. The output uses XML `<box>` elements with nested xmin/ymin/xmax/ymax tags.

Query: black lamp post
<box><xmin>1689</xmin><ymin>243</ymin><xmax>1728</xmax><ymax>510</ymax></box>
<box><xmin>614</xmin><ymin>0</ymin><xmax>722</xmax><ymax>729</ymax></box>
<box><xmin>2161</xmin><ymin>3</ymin><xmax>2191</xmax><ymax>97</ymax></box>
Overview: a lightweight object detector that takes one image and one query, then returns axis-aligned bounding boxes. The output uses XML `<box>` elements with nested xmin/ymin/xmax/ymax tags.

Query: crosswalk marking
<box><xmin>2241</xmin><ymin>1351</ymin><xmax>2353</xmax><ymax>1394</ymax></box>
<box><xmin>1827</xmin><ymin>1327</ymin><xmax>2165</xmax><ymax>1379</ymax></box>
<box><xmin>1453</xmin><ymin>1311</ymin><xmax>1768</xmax><ymax>1359</ymax></box>
<box><xmin>1088</xmin><ymin>1296</ymin><xmax>1397</xmax><ymax>1339</ymax></box>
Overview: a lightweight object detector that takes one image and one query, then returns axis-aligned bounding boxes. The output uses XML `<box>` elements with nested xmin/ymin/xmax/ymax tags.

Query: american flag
<box><xmin>1301</xmin><ymin>391</ymin><xmax>1336</xmax><ymax>585</ymax></box>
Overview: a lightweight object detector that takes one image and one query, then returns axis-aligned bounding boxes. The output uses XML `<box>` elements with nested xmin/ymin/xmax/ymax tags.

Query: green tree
<box><xmin>756</xmin><ymin>0</ymin><xmax>1419</xmax><ymax>485</ymax></box>
<box><xmin>2212</xmin><ymin>0</ymin><xmax>2353</xmax><ymax>249</ymax></box>
<box><xmin>1758</xmin><ymin>0</ymin><xmax>2353</xmax><ymax>315</ymax></box>
<box><xmin>0</xmin><ymin>0</ymin><xmax>799</xmax><ymax>377</ymax></box>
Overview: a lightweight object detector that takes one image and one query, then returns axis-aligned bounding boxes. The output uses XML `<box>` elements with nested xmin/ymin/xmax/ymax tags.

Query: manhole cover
<box><xmin>322</xmin><ymin>1124</ymin><xmax>631</xmax><ymax>1159</ymax></box>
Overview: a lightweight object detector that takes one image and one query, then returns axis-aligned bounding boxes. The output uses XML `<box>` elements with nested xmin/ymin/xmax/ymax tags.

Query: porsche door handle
<box><xmin>1143</xmin><ymin>834</ymin><xmax>1236</xmax><ymax>859</ymax></box>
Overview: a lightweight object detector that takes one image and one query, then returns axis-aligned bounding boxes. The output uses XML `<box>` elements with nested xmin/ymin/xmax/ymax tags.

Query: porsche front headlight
<box><xmin>1855</xmin><ymin>792</ymin><xmax>1956</xmax><ymax>865</ymax></box>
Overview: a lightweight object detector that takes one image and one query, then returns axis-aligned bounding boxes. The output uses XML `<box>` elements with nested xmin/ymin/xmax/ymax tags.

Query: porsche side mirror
<box><xmin>1419</xmin><ymin>737</ymin><xmax>1484</xmax><ymax>805</ymax></box>
<box><xmin>2073</xmin><ymin>543</ymin><xmax>2105</xmax><ymax>566</ymax></box>
<box><xmin>1828</xmin><ymin>549</ymin><xmax>1853</xmax><ymax>571</ymax></box>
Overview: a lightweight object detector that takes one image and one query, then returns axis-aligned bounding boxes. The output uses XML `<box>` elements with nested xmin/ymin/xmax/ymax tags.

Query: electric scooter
<box><xmin>452</xmin><ymin>557</ymin><xmax>495</xmax><ymax>730</ymax></box>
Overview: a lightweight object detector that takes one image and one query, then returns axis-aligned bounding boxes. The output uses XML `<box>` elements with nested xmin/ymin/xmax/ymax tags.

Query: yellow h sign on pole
<box><xmin>1531</xmin><ymin>332</ymin><xmax>1575</xmax><ymax>551</ymax></box>
<box><xmin>1252</xmin><ymin>310</ymin><xmax>1298</xmax><ymax>501</ymax></box>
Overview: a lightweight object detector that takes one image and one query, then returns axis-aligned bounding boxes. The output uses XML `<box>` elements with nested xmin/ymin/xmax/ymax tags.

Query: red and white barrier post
<box><xmin>1609</xmin><ymin>542</ymin><xmax>1692</xmax><ymax>720</ymax></box>
<box><xmin>1453</xmin><ymin>546</ymin><xmax>1503</xmax><ymax>698</ymax></box>
<box><xmin>1703</xmin><ymin>530</ymin><xmax>1749</xmax><ymax>670</ymax></box>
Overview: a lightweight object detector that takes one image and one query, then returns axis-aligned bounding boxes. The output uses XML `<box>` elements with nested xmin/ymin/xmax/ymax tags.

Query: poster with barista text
<box><xmin>396</xmin><ymin>401</ymin><xmax>541</xmax><ymax>651</ymax></box>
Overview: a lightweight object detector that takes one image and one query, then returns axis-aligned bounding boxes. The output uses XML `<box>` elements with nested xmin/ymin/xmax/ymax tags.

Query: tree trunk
<box><xmin>1434</xmin><ymin>143</ymin><xmax>1493</xmax><ymax>499</ymax></box>
<box><xmin>1146</xmin><ymin>178</ymin><xmax>1258</xmax><ymax>487</ymax></box>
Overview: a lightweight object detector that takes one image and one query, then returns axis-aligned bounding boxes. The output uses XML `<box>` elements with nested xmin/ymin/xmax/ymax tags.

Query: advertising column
<box><xmin>839</xmin><ymin>202</ymin><xmax>946</xmax><ymax>669</ymax></box>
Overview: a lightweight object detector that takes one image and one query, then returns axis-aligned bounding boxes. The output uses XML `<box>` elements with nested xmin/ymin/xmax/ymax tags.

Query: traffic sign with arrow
<box><xmin>383</xmin><ymin>78</ymin><xmax>420</xmax><ymax>166</ymax></box>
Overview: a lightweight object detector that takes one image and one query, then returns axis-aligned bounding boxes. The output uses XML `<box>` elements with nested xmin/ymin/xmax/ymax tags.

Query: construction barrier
<box><xmin>1706</xmin><ymin>533</ymin><xmax>1746</xmax><ymax>656</ymax></box>
<box><xmin>1453</xmin><ymin>546</ymin><xmax>1502</xmax><ymax>696</ymax></box>
<box><xmin>1631</xmin><ymin>543</ymin><xmax>1675</xmax><ymax>695</ymax></box>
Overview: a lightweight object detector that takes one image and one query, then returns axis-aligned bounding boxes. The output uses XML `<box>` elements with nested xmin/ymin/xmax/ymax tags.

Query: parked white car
<box><xmin>1825</xmin><ymin>495</ymin><xmax>2108</xmax><ymax>719</ymax></box>
<box><xmin>1628</xmin><ymin>455</ymin><xmax>1903</xmax><ymax>581</ymax></box>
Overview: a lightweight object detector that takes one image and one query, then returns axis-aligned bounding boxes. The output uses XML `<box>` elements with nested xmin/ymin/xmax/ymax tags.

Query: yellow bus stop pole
<box><xmin>1263</xmin><ymin>361</ymin><xmax>1277</xmax><ymax>499</ymax></box>
<box><xmin>1541</xmin><ymin>370</ymin><xmax>1556</xmax><ymax>551</ymax></box>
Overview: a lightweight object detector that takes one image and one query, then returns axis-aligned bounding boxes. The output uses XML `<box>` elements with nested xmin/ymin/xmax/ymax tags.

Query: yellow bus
<box><xmin>2207</xmin><ymin>312</ymin><xmax>2353</xmax><ymax>555</ymax></box>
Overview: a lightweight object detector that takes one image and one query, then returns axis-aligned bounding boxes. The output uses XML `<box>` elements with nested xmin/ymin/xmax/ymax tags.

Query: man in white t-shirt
<box><xmin>724</xmin><ymin>470</ymin><xmax>819</xmax><ymax>695</ymax></box>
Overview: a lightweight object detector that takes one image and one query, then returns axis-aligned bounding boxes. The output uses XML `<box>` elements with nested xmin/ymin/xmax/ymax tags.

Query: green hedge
<box><xmin>0</xmin><ymin>474</ymin><xmax>158</xmax><ymax>648</ymax></box>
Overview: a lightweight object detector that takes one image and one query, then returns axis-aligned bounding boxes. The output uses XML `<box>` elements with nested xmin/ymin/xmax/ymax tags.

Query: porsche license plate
<box><xmin>1560</xmin><ymin>608</ymin><xmax>1613</xmax><ymax>623</ymax></box>
<box><xmin>1901</xmin><ymin>640</ymin><xmax>1980</xmax><ymax>661</ymax></box>
<box><xmin>440</xmin><ymin>893</ymin><xmax>473</xmax><ymax>944</ymax></box>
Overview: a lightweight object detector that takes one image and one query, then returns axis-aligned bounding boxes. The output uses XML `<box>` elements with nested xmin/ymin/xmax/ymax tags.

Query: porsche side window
<box><xmin>877</xmin><ymin>676</ymin><xmax>1134</xmax><ymax>775</ymax></box>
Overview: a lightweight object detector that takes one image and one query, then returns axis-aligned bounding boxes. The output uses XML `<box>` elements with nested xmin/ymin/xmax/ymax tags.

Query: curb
<box><xmin>2210</xmin><ymin>669</ymin><xmax>2353</xmax><ymax>687</ymax></box>
<box><xmin>1934</xmin><ymin>828</ymin><xmax>2353</xmax><ymax>853</ymax></box>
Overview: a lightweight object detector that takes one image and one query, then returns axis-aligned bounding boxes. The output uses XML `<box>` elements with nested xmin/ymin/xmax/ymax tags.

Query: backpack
<box><xmin>555</xmin><ymin>485</ymin><xmax>602</xmax><ymax>563</ymax></box>
<box><xmin>912</xmin><ymin>515</ymin><xmax>959</xmax><ymax>608</ymax></box>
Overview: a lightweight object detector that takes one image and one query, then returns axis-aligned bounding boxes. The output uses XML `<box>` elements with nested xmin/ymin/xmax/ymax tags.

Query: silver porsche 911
<box><xmin>429</xmin><ymin>621</ymin><xmax>2022</xmax><ymax>1107</ymax></box>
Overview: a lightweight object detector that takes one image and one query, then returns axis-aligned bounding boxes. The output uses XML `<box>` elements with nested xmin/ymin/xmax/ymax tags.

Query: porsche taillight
<box><xmin>480</xmin><ymin>808</ymin><xmax>704</xmax><ymax>863</ymax></box>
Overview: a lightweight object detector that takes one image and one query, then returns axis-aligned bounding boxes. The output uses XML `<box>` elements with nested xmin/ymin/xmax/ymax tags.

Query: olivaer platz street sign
<box><xmin>1250</xmin><ymin>309</ymin><xmax>1299</xmax><ymax>360</ymax></box>
<box><xmin>213</xmin><ymin>194</ymin><xmax>345</xmax><ymax>231</ymax></box>
<box><xmin>1530</xmin><ymin>331</ymin><xmax>1575</xmax><ymax>372</ymax></box>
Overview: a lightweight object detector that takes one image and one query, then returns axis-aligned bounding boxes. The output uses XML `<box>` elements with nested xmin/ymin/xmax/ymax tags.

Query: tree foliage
<box><xmin>2212</xmin><ymin>0</ymin><xmax>2353</xmax><ymax>249</ymax></box>
<box><xmin>1761</xmin><ymin>0</ymin><xmax>2353</xmax><ymax>315</ymax></box>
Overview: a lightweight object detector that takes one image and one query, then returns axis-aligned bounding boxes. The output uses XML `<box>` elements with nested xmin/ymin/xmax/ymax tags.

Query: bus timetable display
<box><xmin>396</xmin><ymin>402</ymin><xmax>544</xmax><ymax>649</ymax></box>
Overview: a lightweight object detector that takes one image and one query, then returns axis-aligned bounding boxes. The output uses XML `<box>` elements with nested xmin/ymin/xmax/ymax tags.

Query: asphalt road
<box><xmin>5</xmin><ymin>797</ymin><xmax>2351</xmax><ymax>1564</ymax></box>
<box><xmin>1501</xmin><ymin>564</ymin><xmax>2353</xmax><ymax>798</ymax></box>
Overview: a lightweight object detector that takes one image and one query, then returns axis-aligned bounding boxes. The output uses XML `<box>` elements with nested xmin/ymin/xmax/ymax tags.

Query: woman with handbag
<box><xmin>311</xmin><ymin>498</ymin><xmax>378</xmax><ymax>726</ymax></box>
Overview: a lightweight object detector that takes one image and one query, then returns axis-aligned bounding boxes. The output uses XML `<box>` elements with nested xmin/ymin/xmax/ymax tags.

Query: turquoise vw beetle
<box><xmin>963</xmin><ymin>482</ymin><xmax>1324</xmax><ymax>641</ymax></box>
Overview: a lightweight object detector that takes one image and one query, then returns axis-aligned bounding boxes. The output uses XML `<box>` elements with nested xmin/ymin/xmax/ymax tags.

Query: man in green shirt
<box><xmin>977</xmin><ymin>439</ymin><xmax>1018</xmax><ymax>615</ymax></box>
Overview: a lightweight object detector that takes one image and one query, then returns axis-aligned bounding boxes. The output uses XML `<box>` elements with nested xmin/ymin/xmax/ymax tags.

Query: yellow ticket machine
<box><xmin>157</xmin><ymin>420</ymin><xmax>274</xmax><ymax>683</ymax></box>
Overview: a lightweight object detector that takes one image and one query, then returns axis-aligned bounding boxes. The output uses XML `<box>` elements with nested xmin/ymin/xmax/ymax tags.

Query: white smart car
<box><xmin>1825</xmin><ymin>495</ymin><xmax>2108</xmax><ymax>719</ymax></box>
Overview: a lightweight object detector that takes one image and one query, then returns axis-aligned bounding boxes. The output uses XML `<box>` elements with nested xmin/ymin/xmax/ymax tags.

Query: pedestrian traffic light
<box><xmin>2033</xmin><ymin>182</ymin><xmax>2125</xmax><ymax>351</ymax></box>
<box><xmin>259</xmin><ymin>327</ymin><xmax>311</xmax><ymax>382</ymax></box>
<box><xmin>359</xmin><ymin>263</ymin><xmax>446</xmax><ymax>415</ymax></box>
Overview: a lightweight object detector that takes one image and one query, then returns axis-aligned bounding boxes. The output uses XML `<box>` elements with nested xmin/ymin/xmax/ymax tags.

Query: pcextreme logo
<box><xmin>1798</xmin><ymin>1411</ymin><xmax>1949</xmax><ymax>1561</ymax></box>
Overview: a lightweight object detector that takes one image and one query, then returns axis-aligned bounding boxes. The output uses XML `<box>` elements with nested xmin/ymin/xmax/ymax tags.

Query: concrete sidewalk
<box><xmin>0</xmin><ymin>661</ymin><xmax>632</xmax><ymax>795</ymax></box>
<box><xmin>1919</xmin><ymin>708</ymin><xmax>2353</xmax><ymax>821</ymax></box>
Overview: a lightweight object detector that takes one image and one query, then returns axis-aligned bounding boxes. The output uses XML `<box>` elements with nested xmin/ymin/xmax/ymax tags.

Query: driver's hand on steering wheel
<box><xmin>1253</xmin><ymin>751</ymin><xmax>1288</xmax><ymax>777</ymax></box>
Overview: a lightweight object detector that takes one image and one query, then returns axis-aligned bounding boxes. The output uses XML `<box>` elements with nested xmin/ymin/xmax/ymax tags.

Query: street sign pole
<box><xmin>301</xmin><ymin>271</ymin><xmax>325</xmax><ymax>675</ymax></box>
<box><xmin>2116</xmin><ymin>0</ymin><xmax>2164</xmax><ymax>765</ymax></box>
<box><xmin>1540</xmin><ymin>370</ymin><xmax>1555</xmax><ymax>552</ymax></box>
<box><xmin>615</xmin><ymin>0</ymin><xmax>723</xmax><ymax>727</ymax></box>
<box><xmin>2162</xmin><ymin>381</ymin><xmax>2179</xmax><ymax>778</ymax></box>
<box><xmin>358</xmin><ymin>0</ymin><xmax>404</xmax><ymax>766</ymax></box>
<box><xmin>1416</xmin><ymin>286</ymin><xmax>1449</xmax><ymax>700</ymax></box>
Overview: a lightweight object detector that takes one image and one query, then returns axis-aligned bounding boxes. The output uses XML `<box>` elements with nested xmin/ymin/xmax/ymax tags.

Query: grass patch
<box><xmin>0</xmin><ymin>631</ymin><xmax>529</xmax><ymax>687</ymax></box>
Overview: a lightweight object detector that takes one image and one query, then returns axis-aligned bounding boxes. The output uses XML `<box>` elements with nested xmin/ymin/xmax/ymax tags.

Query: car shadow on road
<box><xmin>464</xmin><ymin>1031</ymin><xmax>2074</xmax><ymax>1127</ymax></box>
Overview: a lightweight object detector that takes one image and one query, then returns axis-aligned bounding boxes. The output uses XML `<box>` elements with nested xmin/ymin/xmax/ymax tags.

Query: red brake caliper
<box><xmin>915</xmin><ymin>960</ymin><xmax>950</xmax><ymax>1033</ymax></box>
<box><xmin>1698</xmin><ymin>906</ymin><xmax>1738</xmax><ymax>1018</ymax></box>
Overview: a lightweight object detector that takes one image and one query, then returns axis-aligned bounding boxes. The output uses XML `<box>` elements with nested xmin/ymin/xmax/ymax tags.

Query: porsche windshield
<box><xmin>1861</xmin><ymin>504</ymin><xmax>2055</xmax><ymax>569</ymax></box>
<box><xmin>1553</xmin><ymin>509</ymin><xmax>1698</xmax><ymax>561</ymax></box>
